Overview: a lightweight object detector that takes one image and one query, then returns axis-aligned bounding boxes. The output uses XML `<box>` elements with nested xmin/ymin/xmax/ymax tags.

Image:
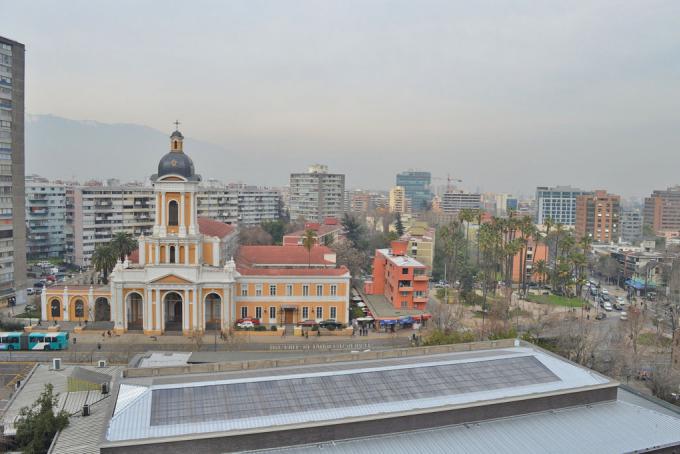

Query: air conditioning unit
<box><xmin>101</xmin><ymin>382</ymin><xmax>109</xmax><ymax>395</ymax></box>
<box><xmin>52</xmin><ymin>358</ymin><xmax>62</xmax><ymax>370</ymax></box>
<box><xmin>82</xmin><ymin>404</ymin><xmax>90</xmax><ymax>417</ymax></box>
<box><xmin>98</xmin><ymin>360</ymin><xmax>107</xmax><ymax>368</ymax></box>
<box><xmin>14</xmin><ymin>380</ymin><xmax>21</xmax><ymax>390</ymax></box>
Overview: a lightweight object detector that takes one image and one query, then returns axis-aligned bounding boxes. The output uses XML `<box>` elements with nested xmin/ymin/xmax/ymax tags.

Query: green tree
<box><xmin>533</xmin><ymin>259</ymin><xmax>548</xmax><ymax>287</ymax></box>
<box><xmin>394</xmin><ymin>213</ymin><xmax>405</xmax><ymax>237</ymax></box>
<box><xmin>261</xmin><ymin>220</ymin><xmax>286</xmax><ymax>245</ymax></box>
<box><xmin>341</xmin><ymin>213</ymin><xmax>365</xmax><ymax>249</ymax></box>
<box><xmin>302</xmin><ymin>228</ymin><xmax>317</xmax><ymax>268</ymax></box>
<box><xmin>14</xmin><ymin>383</ymin><xmax>69</xmax><ymax>454</ymax></box>
<box><xmin>91</xmin><ymin>243</ymin><xmax>117</xmax><ymax>284</ymax></box>
<box><xmin>110</xmin><ymin>232</ymin><xmax>138</xmax><ymax>261</ymax></box>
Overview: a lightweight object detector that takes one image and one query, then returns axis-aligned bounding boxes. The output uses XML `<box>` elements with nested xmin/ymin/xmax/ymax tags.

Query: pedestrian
<box><xmin>305</xmin><ymin>331</ymin><xmax>309</xmax><ymax>339</ymax></box>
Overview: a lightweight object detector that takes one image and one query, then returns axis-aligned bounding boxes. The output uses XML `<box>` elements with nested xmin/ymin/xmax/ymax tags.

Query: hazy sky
<box><xmin>2</xmin><ymin>0</ymin><xmax>680</xmax><ymax>197</ymax></box>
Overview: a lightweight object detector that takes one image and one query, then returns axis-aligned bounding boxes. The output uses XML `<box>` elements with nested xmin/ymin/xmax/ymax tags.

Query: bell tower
<box><xmin>138</xmin><ymin>126</ymin><xmax>203</xmax><ymax>267</ymax></box>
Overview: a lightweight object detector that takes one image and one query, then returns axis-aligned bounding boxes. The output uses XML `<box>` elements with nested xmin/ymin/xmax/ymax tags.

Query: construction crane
<box><xmin>432</xmin><ymin>175</ymin><xmax>462</xmax><ymax>192</ymax></box>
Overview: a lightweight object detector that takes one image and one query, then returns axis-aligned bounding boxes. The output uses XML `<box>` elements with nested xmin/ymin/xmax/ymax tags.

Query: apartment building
<box><xmin>401</xmin><ymin>221</ymin><xmax>436</xmax><ymax>273</ymax></box>
<box><xmin>395</xmin><ymin>170</ymin><xmax>432</xmax><ymax>213</ymax></box>
<box><xmin>388</xmin><ymin>186</ymin><xmax>409</xmax><ymax>214</ymax></box>
<box><xmin>69</xmin><ymin>185</ymin><xmax>155</xmax><ymax>266</ymax></box>
<box><xmin>441</xmin><ymin>190</ymin><xmax>482</xmax><ymax>215</ymax></box>
<box><xmin>349</xmin><ymin>190</ymin><xmax>371</xmax><ymax>214</ymax></box>
<box><xmin>620</xmin><ymin>209</ymin><xmax>643</xmax><ymax>244</ymax></box>
<box><xmin>282</xmin><ymin>218</ymin><xmax>344</xmax><ymax>246</ymax></box>
<box><xmin>365</xmin><ymin>241</ymin><xmax>429</xmax><ymax>311</ymax></box>
<box><xmin>0</xmin><ymin>36</ymin><xmax>25</xmax><ymax>304</ymax></box>
<box><xmin>196</xmin><ymin>183</ymin><xmax>239</xmax><ymax>225</ymax></box>
<box><xmin>289</xmin><ymin>164</ymin><xmax>345</xmax><ymax>222</ymax></box>
<box><xmin>643</xmin><ymin>186</ymin><xmax>680</xmax><ymax>235</ymax></box>
<box><xmin>535</xmin><ymin>186</ymin><xmax>591</xmax><ymax>226</ymax></box>
<box><xmin>25</xmin><ymin>176</ymin><xmax>67</xmax><ymax>259</ymax></box>
<box><xmin>575</xmin><ymin>190</ymin><xmax>621</xmax><ymax>243</ymax></box>
<box><xmin>196</xmin><ymin>183</ymin><xmax>281</xmax><ymax>226</ymax></box>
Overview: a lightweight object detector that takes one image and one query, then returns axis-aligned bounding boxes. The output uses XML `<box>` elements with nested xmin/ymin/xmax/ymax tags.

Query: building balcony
<box><xmin>414</xmin><ymin>275</ymin><xmax>429</xmax><ymax>282</ymax></box>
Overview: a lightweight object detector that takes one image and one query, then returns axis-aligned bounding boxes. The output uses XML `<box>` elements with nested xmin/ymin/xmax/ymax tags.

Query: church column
<box><xmin>62</xmin><ymin>286</ymin><xmax>70</xmax><ymax>321</ymax></box>
<box><xmin>184</xmin><ymin>243</ymin><xmax>190</xmax><ymax>266</ymax></box>
<box><xmin>88</xmin><ymin>286</ymin><xmax>94</xmax><ymax>322</ymax></box>
<box><xmin>144</xmin><ymin>288</ymin><xmax>151</xmax><ymax>332</ymax></box>
<box><xmin>155</xmin><ymin>242</ymin><xmax>160</xmax><ymax>265</ymax></box>
<box><xmin>160</xmin><ymin>191</ymin><xmax>167</xmax><ymax>236</ymax></box>
<box><xmin>156</xmin><ymin>289</ymin><xmax>162</xmax><ymax>333</ymax></box>
<box><xmin>193</xmin><ymin>286</ymin><xmax>199</xmax><ymax>331</ymax></box>
<box><xmin>179</xmin><ymin>192</ymin><xmax>186</xmax><ymax>237</ymax></box>
<box><xmin>139</xmin><ymin>238</ymin><xmax>145</xmax><ymax>265</ymax></box>
<box><xmin>189</xmin><ymin>192</ymin><xmax>197</xmax><ymax>235</ymax></box>
<box><xmin>222</xmin><ymin>284</ymin><xmax>230</xmax><ymax>331</ymax></box>
<box><xmin>183</xmin><ymin>289</ymin><xmax>190</xmax><ymax>333</ymax></box>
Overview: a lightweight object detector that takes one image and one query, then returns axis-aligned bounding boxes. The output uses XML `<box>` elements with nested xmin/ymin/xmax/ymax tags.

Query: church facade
<box><xmin>41</xmin><ymin>129</ymin><xmax>350</xmax><ymax>335</ymax></box>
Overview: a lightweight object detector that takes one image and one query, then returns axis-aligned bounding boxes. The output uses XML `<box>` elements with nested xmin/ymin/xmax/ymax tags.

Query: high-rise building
<box><xmin>643</xmin><ymin>186</ymin><xmax>680</xmax><ymax>235</ymax></box>
<box><xmin>620</xmin><ymin>209</ymin><xmax>643</xmax><ymax>244</ymax></box>
<box><xmin>395</xmin><ymin>171</ymin><xmax>432</xmax><ymax>212</ymax></box>
<box><xmin>25</xmin><ymin>176</ymin><xmax>67</xmax><ymax>259</ymax></box>
<box><xmin>0</xmin><ymin>36</ymin><xmax>25</xmax><ymax>304</ymax></box>
<box><xmin>236</xmin><ymin>185</ymin><xmax>282</xmax><ymax>226</ymax></box>
<box><xmin>349</xmin><ymin>190</ymin><xmax>371</xmax><ymax>214</ymax></box>
<box><xmin>535</xmin><ymin>186</ymin><xmax>590</xmax><ymax>226</ymax></box>
<box><xmin>289</xmin><ymin>164</ymin><xmax>345</xmax><ymax>222</ymax></box>
<box><xmin>388</xmin><ymin>186</ymin><xmax>409</xmax><ymax>214</ymax></box>
<box><xmin>69</xmin><ymin>185</ymin><xmax>155</xmax><ymax>266</ymax></box>
<box><xmin>575</xmin><ymin>190</ymin><xmax>620</xmax><ymax>243</ymax></box>
<box><xmin>441</xmin><ymin>190</ymin><xmax>482</xmax><ymax>215</ymax></box>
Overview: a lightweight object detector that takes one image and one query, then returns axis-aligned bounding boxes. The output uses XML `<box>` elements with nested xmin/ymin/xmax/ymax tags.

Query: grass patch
<box><xmin>526</xmin><ymin>294</ymin><xmax>585</xmax><ymax>308</ymax></box>
<box><xmin>15</xmin><ymin>310</ymin><xmax>41</xmax><ymax>319</ymax></box>
<box><xmin>638</xmin><ymin>332</ymin><xmax>672</xmax><ymax>347</ymax></box>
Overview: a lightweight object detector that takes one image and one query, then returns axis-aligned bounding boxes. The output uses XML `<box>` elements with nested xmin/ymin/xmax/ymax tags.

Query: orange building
<box><xmin>575</xmin><ymin>190</ymin><xmax>620</xmax><ymax>243</ymax></box>
<box><xmin>512</xmin><ymin>239</ymin><xmax>549</xmax><ymax>284</ymax></box>
<box><xmin>365</xmin><ymin>241</ymin><xmax>429</xmax><ymax>311</ymax></box>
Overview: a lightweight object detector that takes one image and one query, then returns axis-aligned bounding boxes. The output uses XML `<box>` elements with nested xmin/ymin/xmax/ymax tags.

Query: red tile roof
<box><xmin>198</xmin><ymin>217</ymin><xmax>236</xmax><ymax>238</ymax></box>
<box><xmin>237</xmin><ymin>245</ymin><xmax>335</xmax><ymax>266</ymax></box>
<box><xmin>237</xmin><ymin>268</ymin><xmax>349</xmax><ymax>276</ymax></box>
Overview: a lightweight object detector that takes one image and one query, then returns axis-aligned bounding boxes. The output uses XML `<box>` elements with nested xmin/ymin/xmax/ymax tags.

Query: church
<box><xmin>40</xmin><ymin>129</ymin><xmax>351</xmax><ymax>335</ymax></box>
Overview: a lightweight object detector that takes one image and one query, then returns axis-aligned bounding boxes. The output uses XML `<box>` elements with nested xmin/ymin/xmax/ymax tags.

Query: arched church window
<box><xmin>169</xmin><ymin>246</ymin><xmax>176</xmax><ymax>264</ymax></box>
<box><xmin>168</xmin><ymin>200</ymin><xmax>179</xmax><ymax>226</ymax></box>
<box><xmin>51</xmin><ymin>299</ymin><xmax>61</xmax><ymax>317</ymax></box>
<box><xmin>75</xmin><ymin>299</ymin><xmax>85</xmax><ymax>318</ymax></box>
<box><xmin>173</xmin><ymin>140</ymin><xmax>178</xmax><ymax>150</ymax></box>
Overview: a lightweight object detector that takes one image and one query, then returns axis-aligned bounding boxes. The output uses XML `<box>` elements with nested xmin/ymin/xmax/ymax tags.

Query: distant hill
<box><xmin>25</xmin><ymin>114</ymin><xmax>258</xmax><ymax>185</ymax></box>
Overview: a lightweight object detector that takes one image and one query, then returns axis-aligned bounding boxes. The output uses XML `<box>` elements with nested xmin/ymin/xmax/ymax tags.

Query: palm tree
<box><xmin>110</xmin><ymin>232</ymin><xmax>138</xmax><ymax>261</ymax></box>
<box><xmin>91</xmin><ymin>243</ymin><xmax>117</xmax><ymax>284</ymax></box>
<box><xmin>533</xmin><ymin>259</ymin><xmax>548</xmax><ymax>287</ymax></box>
<box><xmin>458</xmin><ymin>208</ymin><xmax>475</xmax><ymax>261</ymax></box>
<box><xmin>301</xmin><ymin>228</ymin><xmax>317</xmax><ymax>268</ymax></box>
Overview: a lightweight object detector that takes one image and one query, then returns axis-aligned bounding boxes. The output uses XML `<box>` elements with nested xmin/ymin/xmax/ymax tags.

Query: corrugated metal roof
<box><xmin>105</xmin><ymin>347</ymin><xmax>610</xmax><ymax>442</ymax></box>
<box><xmin>255</xmin><ymin>400</ymin><xmax>680</xmax><ymax>454</ymax></box>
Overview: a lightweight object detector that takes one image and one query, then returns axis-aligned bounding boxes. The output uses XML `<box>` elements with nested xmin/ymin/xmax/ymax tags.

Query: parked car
<box><xmin>26</xmin><ymin>288</ymin><xmax>34</xmax><ymax>295</ymax></box>
<box><xmin>235</xmin><ymin>317</ymin><xmax>260</xmax><ymax>325</ymax></box>
<box><xmin>603</xmin><ymin>302</ymin><xmax>613</xmax><ymax>312</ymax></box>
<box><xmin>616</xmin><ymin>296</ymin><xmax>625</xmax><ymax>305</ymax></box>
<box><xmin>613</xmin><ymin>303</ymin><xmax>623</xmax><ymax>311</ymax></box>
<box><xmin>595</xmin><ymin>312</ymin><xmax>607</xmax><ymax>320</ymax></box>
<box><xmin>319</xmin><ymin>319</ymin><xmax>343</xmax><ymax>330</ymax></box>
<box><xmin>237</xmin><ymin>321</ymin><xmax>255</xmax><ymax>329</ymax></box>
<box><xmin>298</xmin><ymin>319</ymin><xmax>319</xmax><ymax>327</ymax></box>
<box><xmin>620</xmin><ymin>311</ymin><xmax>628</xmax><ymax>321</ymax></box>
<box><xmin>599</xmin><ymin>294</ymin><xmax>610</xmax><ymax>303</ymax></box>
<box><xmin>33</xmin><ymin>282</ymin><xmax>44</xmax><ymax>288</ymax></box>
<box><xmin>601</xmin><ymin>288</ymin><xmax>609</xmax><ymax>295</ymax></box>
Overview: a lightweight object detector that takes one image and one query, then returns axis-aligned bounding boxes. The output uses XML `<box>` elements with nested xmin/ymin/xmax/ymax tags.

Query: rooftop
<box><xmin>376</xmin><ymin>248</ymin><xmax>425</xmax><ymax>268</ymax></box>
<box><xmin>104</xmin><ymin>344</ymin><xmax>615</xmax><ymax>447</ymax></box>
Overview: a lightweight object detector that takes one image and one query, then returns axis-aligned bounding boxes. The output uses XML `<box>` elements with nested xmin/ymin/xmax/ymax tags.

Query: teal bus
<box><xmin>0</xmin><ymin>332</ymin><xmax>69</xmax><ymax>351</ymax></box>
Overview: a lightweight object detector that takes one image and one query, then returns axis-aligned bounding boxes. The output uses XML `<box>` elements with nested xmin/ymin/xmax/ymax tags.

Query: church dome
<box><xmin>157</xmin><ymin>150</ymin><xmax>196</xmax><ymax>179</ymax></box>
<box><xmin>155</xmin><ymin>128</ymin><xmax>201</xmax><ymax>181</ymax></box>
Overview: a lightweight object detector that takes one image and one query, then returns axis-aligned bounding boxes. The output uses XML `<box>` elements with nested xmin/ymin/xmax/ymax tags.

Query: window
<box><xmin>286</xmin><ymin>284</ymin><xmax>293</xmax><ymax>296</ymax></box>
<box><xmin>50</xmin><ymin>299</ymin><xmax>60</xmax><ymax>317</ymax></box>
<box><xmin>401</xmin><ymin>301</ymin><xmax>408</xmax><ymax>308</ymax></box>
<box><xmin>240</xmin><ymin>285</ymin><xmax>248</xmax><ymax>296</ymax></box>
<box><xmin>269</xmin><ymin>284</ymin><xmax>277</xmax><ymax>296</ymax></box>
<box><xmin>316</xmin><ymin>285</ymin><xmax>323</xmax><ymax>296</ymax></box>
<box><xmin>256</xmin><ymin>284</ymin><xmax>263</xmax><ymax>296</ymax></box>
<box><xmin>302</xmin><ymin>285</ymin><xmax>309</xmax><ymax>296</ymax></box>
<box><xmin>240</xmin><ymin>306</ymin><xmax>248</xmax><ymax>318</ymax></box>
<box><xmin>169</xmin><ymin>246</ymin><xmax>176</xmax><ymax>263</ymax></box>
<box><xmin>74</xmin><ymin>300</ymin><xmax>84</xmax><ymax>318</ymax></box>
<box><xmin>316</xmin><ymin>307</ymin><xmax>323</xmax><ymax>319</ymax></box>
<box><xmin>330</xmin><ymin>285</ymin><xmax>337</xmax><ymax>296</ymax></box>
<box><xmin>402</xmin><ymin>268</ymin><xmax>409</xmax><ymax>275</ymax></box>
<box><xmin>168</xmin><ymin>200</ymin><xmax>178</xmax><ymax>226</ymax></box>
<box><xmin>302</xmin><ymin>307</ymin><xmax>309</xmax><ymax>319</ymax></box>
<box><xmin>255</xmin><ymin>307</ymin><xmax>262</xmax><ymax>319</ymax></box>
<box><xmin>269</xmin><ymin>306</ymin><xmax>276</xmax><ymax>319</ymax></box>
<box><xmin>330</xmin><ymin>307</ymin><xmax>337</xmax><ymax>319</ymax></box>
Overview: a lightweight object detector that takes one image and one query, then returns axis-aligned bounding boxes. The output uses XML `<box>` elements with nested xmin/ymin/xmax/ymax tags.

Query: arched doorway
<box><xmin>74</xmin><ymin>299</ymin><xmax>85</xmax><ymax>321</ymax></box>
<box><xmin>204</xmin><ymin>293</ymin><xmax>221</xmax><ymax>331</ymax></box>
<box><xmin>168</xmin><ymin>200</ymin><xmax>179</xmax><ymax>226</ymax></box>
<box><xmin>126</xmin><ymin>292</ymin><xmax>143</xmax><ymax>330</ymax></box>
<box><xmin>50</xmin><ymin>299</ymin><xmax>61</xmax><ymax>319</ymax></box>
<box><xmin>164</xmin><ymin>291</ymin><xmax>183</xmax><ymax>331</ymax></box>
<box><xmin>95</xmin><ymin>297</ymin><xmax>110</xmax><ymax>321</ymax></box>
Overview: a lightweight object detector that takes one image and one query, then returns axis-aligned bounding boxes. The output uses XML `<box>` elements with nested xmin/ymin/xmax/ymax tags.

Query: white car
<box><xmin>601</xmin><ymin>288</ymin><xmax>609</xmax><ymax>295</ymax></box>
<box><xmin>616</xmin><ymin>296</ymin><xmax>625</xmax><ymax>305</ymax></box>
<box><xmin>603</xmin><ymin>302</ymin><xmax>613</xmax><ymax>312</ymax></box>
<box><xmin>237</xmin><ymin>321</ymin><xmax>255</xmax><ymax>329</ymax></box>
<box><xmin>620</xmin><ymin>311</ymin><xmax>628</xmax><ymax>321</ymax></box>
